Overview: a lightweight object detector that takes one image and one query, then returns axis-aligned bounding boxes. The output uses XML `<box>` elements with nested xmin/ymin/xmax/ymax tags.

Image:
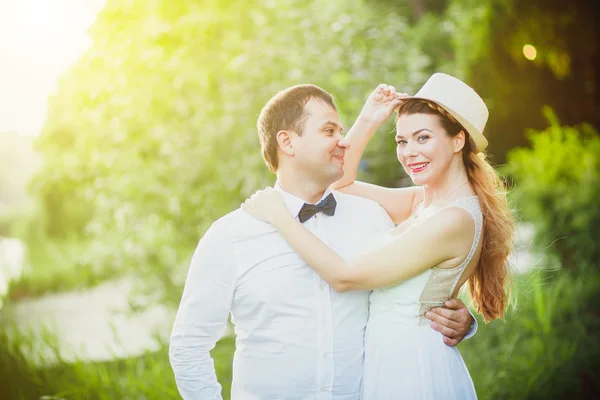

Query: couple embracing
<box><xmin>169</xmin><ymin>73</ymin><xmax>515</xmax><ymax>399</ymax></box>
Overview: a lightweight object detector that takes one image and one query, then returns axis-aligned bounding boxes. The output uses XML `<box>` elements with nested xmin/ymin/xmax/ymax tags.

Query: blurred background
<box><xmin>0</xmin><ymin>0</ymin><xmax>599</xmax><ymax>398</ymax></box>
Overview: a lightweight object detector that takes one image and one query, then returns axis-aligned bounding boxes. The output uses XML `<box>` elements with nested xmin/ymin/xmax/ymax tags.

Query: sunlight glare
<box><xmin>0</xmin><ymin>0</ymin><xmax>106</xmax><ymax>136</ymax></box>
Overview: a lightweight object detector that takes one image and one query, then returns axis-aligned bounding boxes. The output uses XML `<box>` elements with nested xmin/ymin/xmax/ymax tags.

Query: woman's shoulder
<box><xmin>442</xmin><ymin>196</ymin><xmax>482</xmax><ymax>224</ymax></box>
<box><xmin>422</xmin><ymin>202</ymin><xmax>477</xmax><ymax>239</ymax></box>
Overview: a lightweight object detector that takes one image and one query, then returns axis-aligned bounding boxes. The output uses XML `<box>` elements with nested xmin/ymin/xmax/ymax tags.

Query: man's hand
<box><xmin>357</xmin><ymin>84</ymin><xmax>408</xmax><ymax>127</ymax></box>
<box><xmin>425</xmin><ymin>298</ymin><xmax>474</xmax><ymax>347</ymax></box>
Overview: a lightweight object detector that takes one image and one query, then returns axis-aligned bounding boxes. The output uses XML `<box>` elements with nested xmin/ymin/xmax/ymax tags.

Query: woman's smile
<box><xmin>408</xmin><ymin>161</ymin><xmax>430</xmax><ymax>173</ymax></box>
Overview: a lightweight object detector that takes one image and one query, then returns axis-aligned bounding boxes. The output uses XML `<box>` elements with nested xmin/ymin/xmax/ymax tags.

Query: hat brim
<box><xmin>408</xmin><ymin>96</ymin><xmax>488</xmax><ymax>153</ymax></box>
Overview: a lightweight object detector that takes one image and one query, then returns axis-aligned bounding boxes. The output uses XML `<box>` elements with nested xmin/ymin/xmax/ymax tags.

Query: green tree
<box><xmin>31</xmin><ymin>0</ymin><xmax>499</xmax><ymax>301</ymax></box>
<box><xmin>505</xmin><ymin>107</ymin><xmax>600</xmax><ymax>270</ymax></box>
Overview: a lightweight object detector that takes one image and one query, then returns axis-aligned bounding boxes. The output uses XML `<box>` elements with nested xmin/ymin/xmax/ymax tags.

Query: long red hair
<box><xmin>397</xmin><ymin>100</ymin><xmax>515</xmax><ymax>322</ymax></box>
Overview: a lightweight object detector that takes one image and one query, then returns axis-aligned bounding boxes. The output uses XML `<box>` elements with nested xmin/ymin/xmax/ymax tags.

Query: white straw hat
<box><xmin>412</xmin><ymin>73</ymin><xmax>489</xmax><ymax>153</ymax></box>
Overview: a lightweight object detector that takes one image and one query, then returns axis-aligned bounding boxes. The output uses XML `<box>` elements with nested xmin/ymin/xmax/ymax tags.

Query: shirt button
<box><xmin>319</xmin><ymin>281</ymin><xmax>326</xmax><ymax>289</ymax></box>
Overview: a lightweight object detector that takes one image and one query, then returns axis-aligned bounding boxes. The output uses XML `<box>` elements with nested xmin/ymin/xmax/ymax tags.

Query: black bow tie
<box><xmin>298</xmin><ymin>193</ymin><xmax>337</xmax><ymax>223</ymax></box>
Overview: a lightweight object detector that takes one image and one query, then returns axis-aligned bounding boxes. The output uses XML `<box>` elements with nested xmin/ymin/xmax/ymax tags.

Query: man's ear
<box><xmin>453</xmin><ymin>130</ymin><xmax>466</xmax><ymax>153</ymax></box>
<box><xmin>276</xmin><ymin>130</ymin><xmax>295</xmax><ymax>156</ymax></box>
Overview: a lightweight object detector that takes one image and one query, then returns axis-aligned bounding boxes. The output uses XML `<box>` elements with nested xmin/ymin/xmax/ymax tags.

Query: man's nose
<box><xmin>337</xmin><ymin>138</ymin><xmax>351</xmax><ymax>150</ymax></box>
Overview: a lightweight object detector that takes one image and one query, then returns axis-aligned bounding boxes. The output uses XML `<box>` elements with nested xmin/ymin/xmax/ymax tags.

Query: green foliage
<box><xmin>0</xmin><ymin>325</ymin><xmax>235</xmax><ymax>399</ymax></box>
<box><xmin>0</xmin><ymin>132</ymin><xmax>40</xmax><ymax>209</ymax></box>
<box><xmin>461</xmin><ymin>268</ymin><xmax>600</xmax><ymax>399</ymax></box>
<box><xmin>30</xmin><ymin>0</ymin><xmax>498</xmax><ymax>300</ymax></box>
<box><xmin>0</xmin><ymin>207</ymin><xmax>26</xmax><ymax>238</ymax></box>
<box><xmin>2</xmin><ymin>268</ymin><xmax>597</xmax><ymax>399</ymax></box>
<box><xmin>504</xmin><ymin>107</ymin><xmax>600</xmax><ymax>270</ymax></box>
<box><xmin>7</xmin><ymin>237</ymin><xmax>121</xmax><ymax>299</ymax></box>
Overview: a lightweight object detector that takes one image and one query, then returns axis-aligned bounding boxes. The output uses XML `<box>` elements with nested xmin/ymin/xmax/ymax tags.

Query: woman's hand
<box><xmin>242</xmin><ymin>187</ymin><xmax>288</xmax><ymax>223</ymax></box>
<box><xmin>357</xmin><ymin>84</ymin><xmax>409</xmax><ymax>127</ymax></box>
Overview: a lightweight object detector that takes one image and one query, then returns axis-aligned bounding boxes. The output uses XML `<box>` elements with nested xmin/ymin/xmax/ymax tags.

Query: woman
<box><xmin>242</xmin><ymin>73</ymin><xmax>515</xmax><ymax>399</ymax></box>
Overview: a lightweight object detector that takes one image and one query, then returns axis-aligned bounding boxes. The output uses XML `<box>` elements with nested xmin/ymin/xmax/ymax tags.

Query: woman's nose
<box><xmin>404</xmin><ymin>141</ymin><xmax>418</xmax><ymax>158</ymax></box>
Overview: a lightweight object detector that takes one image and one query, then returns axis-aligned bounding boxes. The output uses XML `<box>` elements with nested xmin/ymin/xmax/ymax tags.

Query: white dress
<box><xmin>362</xmin><ymin>197</ymin><xmax>481</xmax><ymax>400</ymax></box>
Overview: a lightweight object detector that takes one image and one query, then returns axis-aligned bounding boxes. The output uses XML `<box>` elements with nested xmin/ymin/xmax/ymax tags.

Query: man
<box><xmin>169</xmin><ymin>84</ymin><xmax>476</xmax><ymax>399</ymax></box>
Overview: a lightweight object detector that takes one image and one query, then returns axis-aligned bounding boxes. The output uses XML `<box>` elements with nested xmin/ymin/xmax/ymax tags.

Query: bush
<box><xmin>26</xmin><ymin>0</ymin><xmax>501</xmax><ymax>304</ymax></box>
<box><xmin>504</xmin><ymin>107</ymin><xmax>600</xmax><ymax>270</ymax></box>
<box><xmin>461</xmin><ymin>268</ymin><xmax>600</xmax><ymax>399</ymax></box>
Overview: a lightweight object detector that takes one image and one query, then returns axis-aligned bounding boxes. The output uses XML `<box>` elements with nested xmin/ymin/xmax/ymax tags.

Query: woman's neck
<box><xmin>422</xmin><ymin>162</ymin><xmax>471</xmax><ymax>207</ymax></box>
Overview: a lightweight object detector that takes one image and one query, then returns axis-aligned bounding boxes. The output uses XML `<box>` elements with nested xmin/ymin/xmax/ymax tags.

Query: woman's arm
<box><xmin>242</xmin><ymin>189</ymin><xmax>474</xmax><ymax>292</ymax></box>
<box><xmin>328</xmin><ymin>85</ymin><xmax>418</xmax><ymax>222</ymax></box>
<box><xmin>340</xmin><ymin>182</ymin><xmax>423</xmax><ymax>224</ymax></box>
<box><xmin>331</xmin><ymin>84</ymin><xmax>406</xmax><ymax>190</ymax></box>
<box><xmin>330</xmin><ymin>117</ymin><xmax>381</xmax><ymax>190</ymax></box>
<box><xmin>331</xmin><ymin>84</ymin><xmax>423</xmax><ymax>224</ymax></box>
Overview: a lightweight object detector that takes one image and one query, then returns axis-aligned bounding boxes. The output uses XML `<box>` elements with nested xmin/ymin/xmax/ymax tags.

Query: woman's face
<box><xmin>395</xmin><ymin>113</ymin><xmax>462</xmax><ymax>186</ymax></box>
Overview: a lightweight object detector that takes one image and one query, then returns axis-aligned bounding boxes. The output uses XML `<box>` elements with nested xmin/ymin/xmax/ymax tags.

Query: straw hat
<box><xmin>412</xmin><ymin>73</ymin><xmax>489</xmax><ymax>153</ymax></box>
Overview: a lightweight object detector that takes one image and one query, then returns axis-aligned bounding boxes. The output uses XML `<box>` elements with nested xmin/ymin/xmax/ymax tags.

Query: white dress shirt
<box><xmin>169</xmin><ymin>185</ymin><xmax>478</xmax><ymax>400</ymax></box>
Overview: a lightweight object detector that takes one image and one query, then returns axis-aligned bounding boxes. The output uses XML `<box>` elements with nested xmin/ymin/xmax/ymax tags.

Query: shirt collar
<box><xmin>274</xmin><ymin>181</ymin><xmax>334</xmax><ymax>219</ymax></box>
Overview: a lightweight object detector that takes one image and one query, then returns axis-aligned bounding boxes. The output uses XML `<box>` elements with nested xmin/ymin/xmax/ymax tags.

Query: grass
<box><xmin>0</xmin><ymin>326</ymin><xmax>236</xmax><ymax>400</ymax></box>
<box><xmin>2</xmin><ymin>266</ymin><xmax>599</xmax><ymax>399</ymax></box>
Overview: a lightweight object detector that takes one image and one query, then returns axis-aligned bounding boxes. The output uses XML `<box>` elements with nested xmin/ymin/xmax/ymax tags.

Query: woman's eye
<box><xmin>397</xmin><ymin>140</ymin><xmax>407</xmax><ymax>145</ymax></box>
<box><xmin>418</xmin><ymin>135</ymin><xmax>430</xmax><ymax>142</ymax></box>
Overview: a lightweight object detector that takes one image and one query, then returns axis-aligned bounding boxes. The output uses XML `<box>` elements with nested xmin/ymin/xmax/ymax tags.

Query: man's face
<box><xmin>289</xmin><ymin>99</ymin><xmax>347</xmax><ymax>185</ymax></box>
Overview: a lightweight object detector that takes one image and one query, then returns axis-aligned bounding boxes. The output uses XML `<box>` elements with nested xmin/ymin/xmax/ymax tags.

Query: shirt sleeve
<box><xmin>169</xmin><ymin>218</ymin><xmax>237</xmax><ymax>400</ymax></box>
<box><xmin>373</xmin><ymin>201</ymin><xmax>396</xmax><ymax>232</ymax></box>
<box><xmin>463</xmin><ymin>309</ymin><xmax>478</xmax><ymax>340</ymax></box>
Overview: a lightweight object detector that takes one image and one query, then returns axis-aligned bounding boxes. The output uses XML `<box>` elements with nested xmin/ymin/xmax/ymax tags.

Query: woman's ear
<box><xmin>453</xmin><ymin>130</ymin><xmax>466</xmax><ymax>153</ymax></box>
<box><xmin>276</xmin><ymin>130</ymin><xmax>295</xmax><ymax>156</ymax></box>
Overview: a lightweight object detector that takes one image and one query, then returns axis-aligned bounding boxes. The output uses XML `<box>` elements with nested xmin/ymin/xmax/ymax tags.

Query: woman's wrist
<box><xmin>268</xmin><ymin>208</ymin><xmax>294</xmax><ymax>227</ymax></box>
<box><xmin>353</xmin><ymin>115</ymin><xmax>383</xmax><ymax>133</ymax></box>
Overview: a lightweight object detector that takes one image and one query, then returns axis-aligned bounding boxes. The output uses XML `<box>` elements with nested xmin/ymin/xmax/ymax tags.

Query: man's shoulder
<box><xmin>207</xmin><ymin>208</ymin><xmax>276</xmax><ymax>239</ymax></box>
<box><xmin>333</xmin><ymin>189</ymin><xmax>388</xmax><ymax>214</ymax></box>
<box><xmin>216</xmin><ymin>207</ymin><xmax>250</xmax><ymax>223</ymax></box>
<box><xmin>332</xmin><ymin>189</ymin><xmax>394</xmax><ymax>231</ymax></box>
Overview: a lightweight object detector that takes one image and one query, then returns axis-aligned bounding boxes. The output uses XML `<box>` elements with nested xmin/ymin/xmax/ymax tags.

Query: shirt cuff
<box><xmin>463</xmin><ymin>309</ymin><xmax>478</xmax><ymax>340</ymax></box>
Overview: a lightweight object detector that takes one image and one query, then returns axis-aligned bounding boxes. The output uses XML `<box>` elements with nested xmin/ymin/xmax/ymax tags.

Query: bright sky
<box><xmin>0</xmin><ymin>0</ymin><xmax>106</xmax><ymax>136</ymax></box>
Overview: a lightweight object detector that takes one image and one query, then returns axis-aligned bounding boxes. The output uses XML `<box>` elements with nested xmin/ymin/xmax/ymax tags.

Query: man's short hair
<box><xmin>257</xmin><ymin>84</ymin><xmax>337</xmax><ymax>172</ymax></box>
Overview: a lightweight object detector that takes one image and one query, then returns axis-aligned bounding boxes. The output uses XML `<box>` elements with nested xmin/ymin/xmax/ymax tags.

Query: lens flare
<box><xmin>523</xmin><ymin>44</ymin><xmax>537</xmax><ymax>61</ymax></box>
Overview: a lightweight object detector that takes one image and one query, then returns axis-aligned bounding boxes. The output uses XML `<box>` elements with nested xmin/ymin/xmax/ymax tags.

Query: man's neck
<box><xmin>276</xmin><ymin>172</ymin><xmax>329</xmax><ymax>204</ymax></box>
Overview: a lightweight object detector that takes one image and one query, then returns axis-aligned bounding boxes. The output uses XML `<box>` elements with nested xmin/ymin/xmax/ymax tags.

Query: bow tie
<box><xmin>298</xmin><ymin>193</ymin><xmax>337</xmax><ymax>223</ymax></box>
